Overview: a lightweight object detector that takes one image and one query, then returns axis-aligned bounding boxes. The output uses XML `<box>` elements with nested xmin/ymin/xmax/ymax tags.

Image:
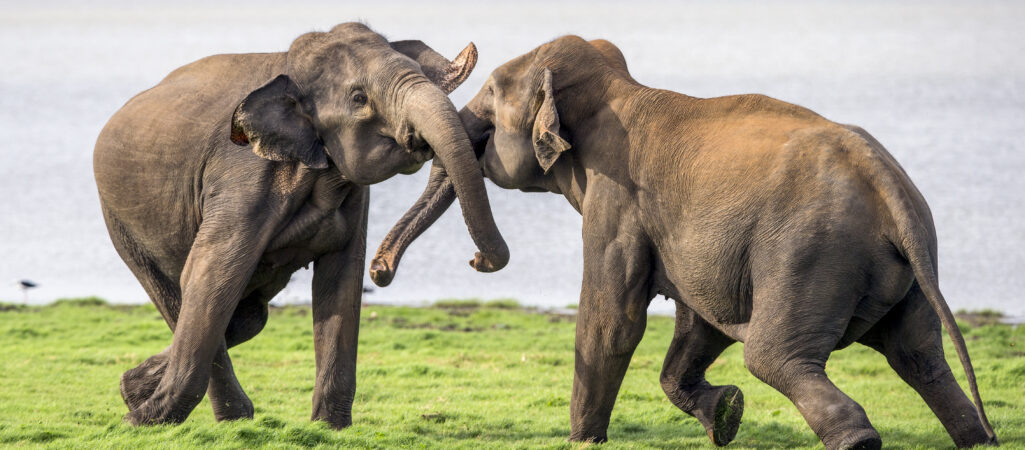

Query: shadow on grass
<box><xmin>398</xmin><ymin>412</ymin><xmax>1023</xmax><ymax>449</ymax></box>
<box><xmin>6</xmin><ymin>413</ymin><xmax>1018</xmax><ymax>448</ymax></box>
<box><xmin>397</xmin><ymin>412</ymin><xmax>818</xmax><ymax>448</ymax></box>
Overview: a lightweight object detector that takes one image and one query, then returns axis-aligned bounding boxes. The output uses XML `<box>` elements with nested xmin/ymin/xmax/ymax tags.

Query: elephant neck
<box><xmin>544</xmin><ymin>75</ymin><xmax>643</xmax><ymax>214</ymax></box>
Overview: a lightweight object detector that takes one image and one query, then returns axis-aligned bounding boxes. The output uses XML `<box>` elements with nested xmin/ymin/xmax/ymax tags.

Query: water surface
<box><xmin>1</xmin><ymin>1</ymin><xmax>1022</xmax><ymax>315</ymax></box>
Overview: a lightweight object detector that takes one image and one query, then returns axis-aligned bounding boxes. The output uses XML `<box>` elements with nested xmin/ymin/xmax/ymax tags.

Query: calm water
<box><xmin>1</xmin><ymin>1</ymin><xmax>1023</xmax><ymax>315</ymax></box>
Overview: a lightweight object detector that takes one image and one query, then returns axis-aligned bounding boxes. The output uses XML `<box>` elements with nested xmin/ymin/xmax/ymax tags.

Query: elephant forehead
<box><xmin>290</xmin><ymin>42</ymin><xmax>420</xmax><ymax>91</ymax></box>
<box><xmin>328</xmin><ymin>21</ymin><xmax>377</xmax><ymax>36</ymax></box>
<box><xmin>288</xmin><ymin>40</ymin><xmax>356</xmax><ymax>77</ymax></box>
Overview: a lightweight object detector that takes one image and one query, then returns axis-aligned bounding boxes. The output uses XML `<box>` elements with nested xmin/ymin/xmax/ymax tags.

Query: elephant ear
<box><xmin>532</xmin><ymin>68</ymin><xmax>571</xmax><ymax>173</ymax></box>
<box><xmin>390</xmin><ymin>40</ymin><xmax>477</xmax><ymax>94</ymax></box>
<box><xmin>230</xmin><ymin>74</ymin><xmax>328</xmax><ymax>169</ymax></box>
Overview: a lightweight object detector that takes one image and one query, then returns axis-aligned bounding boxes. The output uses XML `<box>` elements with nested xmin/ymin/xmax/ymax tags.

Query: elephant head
<box><xmin>229</xmin><ymin>22</ymin><xmax>508</xmax><ymax>277</ymax></box>
<box><xmin>371</xmin><ymin>37</ymin><xmax>622</xmax><ymax>286</ymax></box>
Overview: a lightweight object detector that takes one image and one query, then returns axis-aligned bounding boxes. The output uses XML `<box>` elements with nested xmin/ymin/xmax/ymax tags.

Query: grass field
<box><xmin>0</xmin><ymin>298</ymin><xmax>1022</xmax><ymax>449</ymax></box>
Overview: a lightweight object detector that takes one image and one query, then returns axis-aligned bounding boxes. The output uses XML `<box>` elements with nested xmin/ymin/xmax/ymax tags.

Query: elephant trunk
<box><xmin>369</xmin><ymin>164</ymin><xmax>455</xmax><ymax>287</ymax></box>
<box><xmin>370</xmin><ymin>84</ymin><xmax>507</xmax><ymax>286</ymax></box>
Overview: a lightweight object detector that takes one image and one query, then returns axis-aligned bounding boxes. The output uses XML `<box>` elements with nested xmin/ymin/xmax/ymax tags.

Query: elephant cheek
<box><xmin>478</xmin><ymin>146</ymin><xmax>504</xmax><ymax>183</ymax></box>
<box><xmin>490</xmin><ymin>137</ymin><xmax>544</xmax><ymax>189</ymax></box>
<box><xmin>322</xmin><ymin>145</ymin><xmax>355</xmax><ymax>178</ymax></box>
<box><xmin>479</xmin><ymin>151</ymin><xmax>522</xmax><ymax>190</ymax></box>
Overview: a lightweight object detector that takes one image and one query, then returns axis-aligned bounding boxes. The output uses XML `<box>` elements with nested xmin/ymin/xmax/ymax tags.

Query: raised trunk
<box><xmin>371</xmin><ymin>85</ymin><xmax>507</xmax><ymax>286</ymax></box>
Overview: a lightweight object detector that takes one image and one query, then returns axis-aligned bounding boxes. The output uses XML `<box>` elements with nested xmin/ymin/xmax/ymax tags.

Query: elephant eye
<box><xmin>351</xmin><ymin>90</ymin><xmax>368</xmax><ymax>106</ymax></box>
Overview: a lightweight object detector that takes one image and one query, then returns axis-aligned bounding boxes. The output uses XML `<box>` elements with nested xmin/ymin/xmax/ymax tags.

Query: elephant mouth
<box><xmin>398</xmin><ymin>129</ymin><xmax>434</xmax><ymax>164</ymax></box>
<box><xmin>468</xmin><ymin>128</ymin><xmax>492</xmax><ymax>160</ymax></box>
<box><xmin>378</xmin><ymin>131</ymin><xmax>434</xmax><ymax>165</ymax></box>
<box><xmin>408</xmin><ymin>146</ymin><xmax>434</xmax><ymax>164</ymax></box>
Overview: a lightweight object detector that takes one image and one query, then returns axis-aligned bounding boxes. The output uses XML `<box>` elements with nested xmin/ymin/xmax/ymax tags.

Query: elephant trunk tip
<box><xmin>369</xmin><ymin>257</ymin><xmax>394</xmax><ymax>287</ymax></box>
<box><xmin>469</xmin><ymin>241</ymin><xmax>509</xmax><ymax>273</ymax></box>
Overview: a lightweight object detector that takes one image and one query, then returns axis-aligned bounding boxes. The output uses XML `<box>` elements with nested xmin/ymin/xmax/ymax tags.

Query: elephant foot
<box><xmin>567</xmin><ymin>433</ymin><xmax>608</xmax><ymax>444</ymax></box>
<box><xmin>123</xmin><ymin>385</ymin><xmax>204</xmax><ymax>426</ymax></box>
<box><xmin>666</xmin><ymin>383</ymin><xmax>745</xmax><ymax>446</ymax></box>
<box><xmin>312</xmin><ymin>412</ymin><xmax>352</xmax><ymax>430</ymax></box>
<box><xmin>211</xmin><ymin>394</ymin><xmax>254</xmax><ymax>422</ymax></box>
<box><xmin>311</xmin><ymin>400</ymin><xmax>353</xmax><ymax>430</ymax></box>
<box><xmin>706</xmin><ymin>385</ymin><xmax>744</xmax><ymax>446</ymax></box>
<box><xmin>828</xmin><ymin>428</ymin><xmax>881</xmax><ymax>450</ymax></box>
<box><xmin>949</xmin><ymin>421</ymin><xmax>998</xmax><ymax>448</ymax></box>
<box><xmin>123</xmin><ymin>402</ymin><xmax>186</xmax><ymax>426</ymax></box>
<box><xmin>120</xmin><ymin>352</ymin><xmax>169</xmax><ymax>412</ymax></box>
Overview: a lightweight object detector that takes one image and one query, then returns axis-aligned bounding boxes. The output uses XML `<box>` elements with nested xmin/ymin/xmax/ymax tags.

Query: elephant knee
<box><xmin>743</xmin><ymin>347</ymin><xmax>819</xmax><ymax>390</ymax></box>
<box><xmin>887</xmin><ymin>348</ymin><xmax>951</xmax><ymax>387</ymax></box>
<box><xmin>599</xmin><ymin>326</ymin><xmax>644</xmax><ymax>358</ymax></box>
<box><xmin>742</xmin><ymin>345</ymin><xmax>776</xmax><ymax>384</ymax></box>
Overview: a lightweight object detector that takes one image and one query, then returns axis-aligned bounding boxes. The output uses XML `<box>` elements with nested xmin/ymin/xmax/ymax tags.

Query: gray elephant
<box><xmin>93</xmin><ymin>22</ymin><xmax>508</xmax><ymax>427</ymax></box>
<box><xmin>373</xmin><ymin>37</ymin><xmax>998</xmax><ymax>449</ymax></box>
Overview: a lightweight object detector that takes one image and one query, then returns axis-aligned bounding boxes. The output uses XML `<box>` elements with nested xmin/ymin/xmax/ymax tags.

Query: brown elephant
<box><xmin>93</xmin><ymin>23</ymin><xmax>508</xmax><ymax>427</ymax></box>
<box><xmin>373</xmin><ymin>36</ymin><xmax>997</xmax><ymax>449</ymax></box>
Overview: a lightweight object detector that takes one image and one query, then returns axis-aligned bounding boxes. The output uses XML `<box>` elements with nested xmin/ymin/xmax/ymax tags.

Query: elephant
<box><xmin>92</xmin><ymin>22</ymin><xmax>509</xmax><ymax>428</ymax></box>
<box><xmin>372</xmin><ymin>36</ymin><xmax>998</xmax><ymax>449</ymax></box>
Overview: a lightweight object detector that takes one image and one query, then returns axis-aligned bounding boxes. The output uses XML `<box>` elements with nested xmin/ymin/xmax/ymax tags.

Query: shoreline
<box><xmin>3</xmin><ymin>296</ymin><xmax>1023</xmax><ymax>325</ymax></box>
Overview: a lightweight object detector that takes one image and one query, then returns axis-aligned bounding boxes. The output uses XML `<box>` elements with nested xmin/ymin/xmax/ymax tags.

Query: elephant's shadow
<box><xmin>408</xmin><ymin>413</ymin><xmax>1020</xmax><ymax>449</ymax></box>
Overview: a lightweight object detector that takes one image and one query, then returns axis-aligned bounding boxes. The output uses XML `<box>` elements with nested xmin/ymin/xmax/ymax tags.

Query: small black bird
<box><xmin>17</xmin><ymin>279</ymin><xmax>38</xmax><ymax>303</ymax></box>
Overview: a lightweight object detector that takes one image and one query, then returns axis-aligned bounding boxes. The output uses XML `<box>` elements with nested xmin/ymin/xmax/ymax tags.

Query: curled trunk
<box><xmin>372</xmin><ymin>84</ymin><xmax>507</xmax><ymax>286</ymax></box>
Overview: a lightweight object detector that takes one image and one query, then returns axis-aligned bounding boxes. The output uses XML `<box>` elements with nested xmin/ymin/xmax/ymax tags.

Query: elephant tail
<box><xmin>849</xmin><ymin>128</ymin><xmax>997</xmax><ymax>444</ymax></box>
<box><xmin>900</xmin><ymin>231</ymin><xmax>997</xmax><ymax>443</ymax></box>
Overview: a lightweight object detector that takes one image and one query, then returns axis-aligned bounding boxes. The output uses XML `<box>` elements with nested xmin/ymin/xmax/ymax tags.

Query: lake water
<box><xmin>1</xmin><ymin>1</ymin><xmax>1023</xmax><ymax>316</ymax></box>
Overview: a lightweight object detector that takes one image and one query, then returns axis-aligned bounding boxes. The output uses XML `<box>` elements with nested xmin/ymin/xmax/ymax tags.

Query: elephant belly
<box><xmin>246</xmin><ymin>207</ymin><xmax>352</xmax><ymax>298</ymax></box>
<box><xmin>654</xmin><ymin>241</ymin><xmax>754</xmax><ymax>321</ymax></box>
<box><xmin>650</xmin><ymin>262</ymin><xmax>751</xmax><ymax>342</ymax></box>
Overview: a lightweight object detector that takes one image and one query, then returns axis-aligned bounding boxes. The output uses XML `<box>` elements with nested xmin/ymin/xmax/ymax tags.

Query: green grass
<box><xmin>0</xmin><ymin>298</ymin><xmax>1022</xmax><ymax>449</ymax></box>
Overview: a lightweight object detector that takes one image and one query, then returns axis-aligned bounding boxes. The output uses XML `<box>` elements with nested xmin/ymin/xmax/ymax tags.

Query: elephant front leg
<box><xmin>569</xmin><ymin>210</ymin><xmax>652</xmax><ymax>443</ymax></box>
<box><xmin>310</xmin><ymin>192</ymin><xmax>367</xmax><ymax>429</ymax></box>
<box><xmin>570</xmin><ymin>300</ymin><xmax>648</xmax><ymax>442</ymax></box>
<box><xmin>122</xmin><ymin>343</ymin><xmax>252</xmax><ymax>421</ymax></box>
<box><xmin>124</xmin><ymin>304</ymin><xmax>237</xmax><ymax>424</ymax></box>
<box><xmin>124</xmin><ymin>225</ymin><xmax>264</xmax><ymax>426</ymax></box>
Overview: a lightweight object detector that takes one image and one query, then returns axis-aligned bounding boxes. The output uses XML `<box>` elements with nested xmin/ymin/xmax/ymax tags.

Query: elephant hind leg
<box><xmin>660</xmin><ymin>304</ymin><xmax>741</xmax><ymax>446</ymax></box>
<box><xmin>121</xmin><ymin>347</ymin><xmax>170</xmax><ymax>412</ymax></box>
<box><xmin>224</xmin><ymin>281</ymin><xmax>277</xmax><ymax>349</ymax></box>
<box><xmin>743</xmin><ymin>260</ymin><xmax>881</xmax><ymax>450</ymax></box>
<box><xmin>103</xmin><ymin>210</ymin><xmax>183</xmax><ymax>328</ymax></box>
<box><xmin>105</xmin><ymin>212</ymin><xmax>184</xmax><ymax>413</ymax></box>
<box><xmin>857</xmin><ymin>284</ymin><xmax>992</xmax><ymax>448</ymax></box>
